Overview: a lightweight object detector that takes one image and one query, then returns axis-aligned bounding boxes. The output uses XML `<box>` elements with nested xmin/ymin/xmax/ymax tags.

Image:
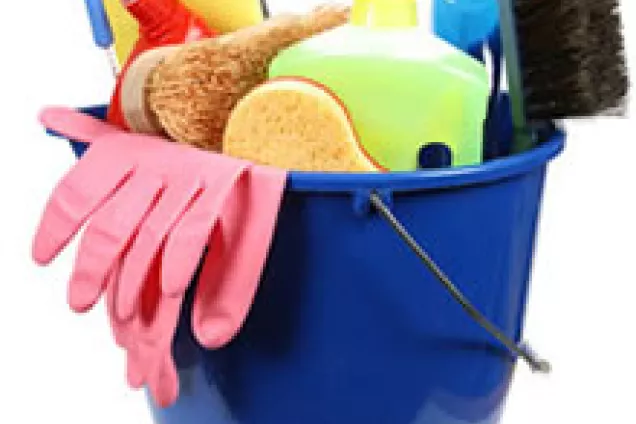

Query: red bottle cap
<box><xmin>126</xmin><ymin>0</ymin><xmax>184</xmax><ymax>36</ymax></box>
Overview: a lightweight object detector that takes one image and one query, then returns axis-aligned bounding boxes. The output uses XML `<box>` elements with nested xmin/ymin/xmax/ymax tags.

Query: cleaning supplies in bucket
<box><xmin>268</xmin><ymin>0</ymin><xmax>490</xmax><ymax>171</ymax></box>
<box><xmin>33</xmin><ymin>0</ymin><xmax>632</xmax><ymax>420</ymax></box>
<box><xmin>106</xmin><ymin>0</ymin><xmax>218</xmax><ymax>130</ymax></box>
<box><xmin>110</xmin><ymin>1</ymin><xmax>494</xmax><ymax>172</ymax></box>
<box><xmin>118</xmin><ymin>5</ymin><xmax>350</xmax><ymax>151</ymax></box>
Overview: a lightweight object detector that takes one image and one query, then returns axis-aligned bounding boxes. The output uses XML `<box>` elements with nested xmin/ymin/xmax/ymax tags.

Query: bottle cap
<box><xmin>350</xmin><ymin>0</ymin><xmax>419</xmax><ymax>28</ymax></box>
<box><xmin>124</xmin><ymin>0</ymin><xmax>182</xmax><ymax>34</ymax></box>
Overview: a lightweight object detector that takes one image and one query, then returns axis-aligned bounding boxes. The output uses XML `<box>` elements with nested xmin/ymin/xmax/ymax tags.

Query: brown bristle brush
<box><xmin>586</xmin><ymin>0</ymin><xmax>629</xmax><ymax>112</ymax></box>
<box><xmin>120</xmin><ymin>4</ymin><xmax>350</xmax><ymax>151</ymax></box>
<box><xmin>500</xmin><ymin>0</ymin><xmax>629</xmax><ymax>153</ymax></box>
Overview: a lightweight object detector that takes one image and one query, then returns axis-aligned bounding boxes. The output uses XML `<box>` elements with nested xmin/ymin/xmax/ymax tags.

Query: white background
<box><xmin>1</xmin><ymin>1</ymin><xmax>635</xmax><ymax>423</ymax></box>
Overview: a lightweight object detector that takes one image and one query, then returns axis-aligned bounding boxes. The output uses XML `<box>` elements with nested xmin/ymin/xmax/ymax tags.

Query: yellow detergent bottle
<box><xmin>268</xmin><ymin>0</ymin><xmax>490</xmax><ymax>171</ymax></box>
<box><xmin>104</xmin><ymin>0</ymin><xmax>267</xmax><ymax>64</ymax></box>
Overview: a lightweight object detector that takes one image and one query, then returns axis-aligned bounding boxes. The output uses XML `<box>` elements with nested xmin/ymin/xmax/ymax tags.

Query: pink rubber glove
<box><xmin>107</xmin><ymin>165</ymin><xmax>287</xmax><ymax>407</ymax></box>
<box><xmin>192</xmin><ymin>165</ymin><xmax>288</xmax><ymax>349</ymax></box>
<box><xmin>38</xmin><ymin>107</ymin><xmax>288</xmax><ymax>407</ymax></box>
<box><xmin>35</xmin><ymin>107</ymin><xmax>249</xmax><ymax>314</ymax></box>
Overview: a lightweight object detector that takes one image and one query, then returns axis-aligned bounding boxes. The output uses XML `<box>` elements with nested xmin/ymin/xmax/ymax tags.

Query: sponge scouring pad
<box><xmin>223</xmin><ymin>78</ymin><xmax>382</xmax><ymax>173</ymax></box>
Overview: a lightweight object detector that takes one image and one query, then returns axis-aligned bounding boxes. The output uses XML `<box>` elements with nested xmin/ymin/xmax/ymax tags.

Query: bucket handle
<box><xmin>369</xmin><ymin>192</ymin><xmax>551</xmax><ymax>374</ymax></box>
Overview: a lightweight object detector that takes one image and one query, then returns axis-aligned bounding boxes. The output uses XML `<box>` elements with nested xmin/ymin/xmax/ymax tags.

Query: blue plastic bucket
<box><xmin>56</xmin><ymin>107</ymin><xmax>565</xmax><ymax>424</ymax></box>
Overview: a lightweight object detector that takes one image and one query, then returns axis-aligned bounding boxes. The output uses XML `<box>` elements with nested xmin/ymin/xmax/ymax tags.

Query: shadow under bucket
<box><xmin>58</xmin><ymin>107</ymin><xmax>565</xmax><ymax>424</ymax></box>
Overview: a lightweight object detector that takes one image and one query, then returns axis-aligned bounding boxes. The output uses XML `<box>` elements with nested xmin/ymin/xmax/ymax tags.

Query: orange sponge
<box><xmin>223</xmin><ymin>78</ymin><xmax>382</xmax><ymax>172</ymax></box>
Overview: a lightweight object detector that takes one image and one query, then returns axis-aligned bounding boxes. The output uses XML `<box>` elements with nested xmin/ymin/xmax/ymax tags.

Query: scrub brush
<box><xmin>499</xmin><ymin>0</ymin><xmax>629</xmax><ymax>153</ymax></box>
<box><xmin>585</xmin><ymin>0</ymin><xmax>629</xmax><ymax>113</ymax></box>
<box><xmin>120</xmin><ymin>4</ymin><xmax>350</xmax><ymax>151</ymax></box>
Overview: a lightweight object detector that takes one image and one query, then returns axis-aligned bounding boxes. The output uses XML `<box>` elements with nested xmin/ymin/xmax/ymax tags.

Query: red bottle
<box><xmin>107</xmin><ymin>0</ymin><xmax>217</xmax><ymax>130</ymax></box>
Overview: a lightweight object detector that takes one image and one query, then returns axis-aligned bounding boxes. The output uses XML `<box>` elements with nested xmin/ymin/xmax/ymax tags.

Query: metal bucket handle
<box><xmin>369</xmin><ymin>192</ymin><xmax>551</xmax><ymax>374</ymax></box>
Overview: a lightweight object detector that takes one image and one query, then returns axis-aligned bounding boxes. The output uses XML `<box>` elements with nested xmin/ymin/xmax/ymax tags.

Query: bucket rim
<box><xmin>287</xmin><ymin>130</ymin><xmax>565</xmax><ymax>193</ymax></box>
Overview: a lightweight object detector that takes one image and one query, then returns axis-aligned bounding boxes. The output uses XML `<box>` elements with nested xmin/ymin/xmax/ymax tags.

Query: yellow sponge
<box><xmin>223</xmin><ymin>78</ymin><xmax>382</xmax><ymax>173</ymax></box>
<box><xmin>104</xmin><ymin>0</ymin><xmax>266</xmax><ymax>65</ymax></box>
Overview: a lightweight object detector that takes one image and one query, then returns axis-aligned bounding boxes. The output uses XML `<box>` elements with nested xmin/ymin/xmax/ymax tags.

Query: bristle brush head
<box><xmin>515</xmin><ymin>0</ymin><xmax>596</xmax><ymax>120</ymax></box>
<box><xmin>587</xmin><ymin>0</ymin><xmax>629</xmax><ymax>114</ymax></box>
<box><xmin>514</xmin><ymin>0</ymin><xmax>629</xmax><ymax>120</ymax></box>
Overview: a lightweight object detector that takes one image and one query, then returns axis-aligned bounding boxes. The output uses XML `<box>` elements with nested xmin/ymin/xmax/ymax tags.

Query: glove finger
<box><xmin>126</xmin><ymin>346</ymin><xmax>146</xmax><ymax>390</ymax></box>
<box><xmin>133</xmin><ymin>253</ymin><xmax>188</xmax><ymax>404</ymax></box>
<box><xmin>148</xmin><ymin>352</ymin><xmax>180</xmax><ymax>408</ymax></box>
<box><xmin>32</xmin><ymin>146</ymin><xmax>135</xmax><ymax>265</ymax></box>
<box><xmin>193</xmin><ymin>168</ymin><xmax>287</xmax><ymax>348</ymax></box>
<box><xmin>39</xmin><ymin>107</ymin><xmax>119</xmax><ymax>144</ymax></box>
<box><xmin>104</xmin><ymin>260</ymin><xmax>147</xmax><ymax>389</ymax></box>
<box><xmin>134</xmin><ymin>298</ymin><xmax>184</xmax><ymax>404</ymax></box>
<box><xmin>116</xmin><ymin>178</ymin><xmax>203</xmax><ymax>321</ymax></box>
<box><xmin>105</xmin><ymin>262</ymin><xmax>126</xmax><ymax>348</ymax></box>
<box><xmin>114</xmin><ymin>244</ymin><xmax>188</xmax><ymax>405</ymax></box>
<box><xmin>190</xmin><ymin>226</ymin><xmax>226</xmax><ymax>348</ymax></box>
<box><xmin>68</xmin><ymin>172</ymin><xmax>165</xmax><ymax>313</ymax></box>
<box><xmin>139</xmin><ymin>289</ymin><xmax>185</xmax><ymax>348</ymax></box>
<box><xmin>161</xmin><ymin>166</ymin><xmax>249</xmax><ymax>297</ymax></box>
<box><xmin>132</xmin><ymin>250</ymin><xmax>185</xmax><ymax>346</ymax></box>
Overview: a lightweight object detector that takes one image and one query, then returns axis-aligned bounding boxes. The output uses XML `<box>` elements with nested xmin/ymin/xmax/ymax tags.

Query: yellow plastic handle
<box><xmin>350</xmin><ymin>0</ymin><xmax>418</xmax><ymax>28</ymax></box>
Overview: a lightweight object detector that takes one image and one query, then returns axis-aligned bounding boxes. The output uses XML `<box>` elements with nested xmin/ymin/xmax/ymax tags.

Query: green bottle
<box><xmin>268</xmin><ymin>0</ymin><xmax>489</xmax><ymax>171</ymax></box>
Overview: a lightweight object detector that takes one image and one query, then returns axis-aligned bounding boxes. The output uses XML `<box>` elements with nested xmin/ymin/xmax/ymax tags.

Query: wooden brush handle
<box><xmin>120</xmin><ymin>46</ymin><xmax>181</xmax><ymax>135</ymax></box>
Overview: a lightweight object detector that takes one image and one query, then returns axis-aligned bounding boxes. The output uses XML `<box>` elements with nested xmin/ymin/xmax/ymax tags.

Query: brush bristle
<box><xmin>587</xmin><ymin>0</ymin><xmax>629</xmax><ymax>113</ymax></box>
<box><xmin>515</xmin><ymin>0</ymin><xmax>629</xmax><ymax>120</ymax></box>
